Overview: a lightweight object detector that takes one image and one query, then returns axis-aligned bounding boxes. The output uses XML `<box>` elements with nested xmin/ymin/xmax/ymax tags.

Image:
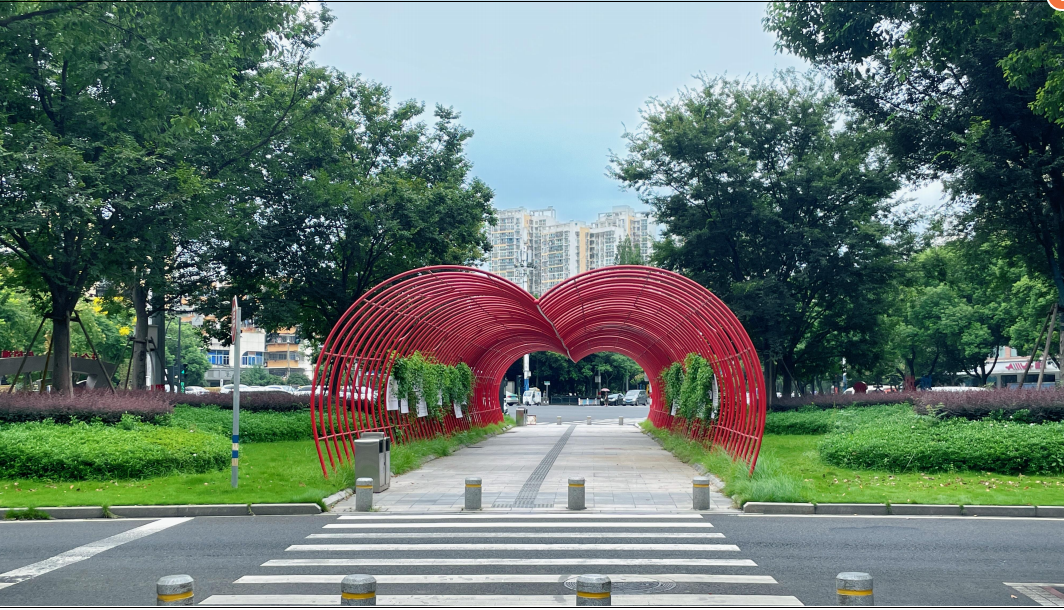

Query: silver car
<box><xmin>623</xmin><ymin>389</ymin><xmax>649</xmax><ymax>405</ymax></box>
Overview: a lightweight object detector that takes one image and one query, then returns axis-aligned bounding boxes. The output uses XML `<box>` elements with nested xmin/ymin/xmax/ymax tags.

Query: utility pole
<box><xmin>176</xmin><ymin>315</ymin><xmax>183</xmax><ymax>393</ymax></box>
<box><xmin>231</xmin><ymin>297</ymin><xmax>241</xmax><ymax>488</ymax></box>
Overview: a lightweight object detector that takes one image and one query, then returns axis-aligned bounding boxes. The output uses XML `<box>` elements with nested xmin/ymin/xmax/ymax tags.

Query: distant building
<box><xmin>201</xmin><ymin>319</ymin><xmax>313</xmax><ymax>387</ymax></box>
<box><xmin>971</xmin><ymin>346</ymin><xmax>1059</xmax><ymax>388</ymax></box>
<box><xmin>487</xmin><ymin>205</ymin><xmax>660</xmax><ymax>294</ymax></box>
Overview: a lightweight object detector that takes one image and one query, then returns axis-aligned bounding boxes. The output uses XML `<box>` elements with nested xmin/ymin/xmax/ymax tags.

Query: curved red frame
<box><xmin>311</xmin><ymin>265</ymin><xmax>766</xmax><ymax>476</ymax></box>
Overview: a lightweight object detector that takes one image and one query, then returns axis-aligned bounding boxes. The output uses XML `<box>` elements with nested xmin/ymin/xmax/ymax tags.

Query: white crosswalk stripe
<box><xmin>202</xmin><ymin>513</ymin><xmax>803</xmax><ymax>607</ymax></box>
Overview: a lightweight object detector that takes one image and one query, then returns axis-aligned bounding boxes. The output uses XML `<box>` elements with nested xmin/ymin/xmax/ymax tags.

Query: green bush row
<box><xmin>170</xmin><ymin>406</ymin><xmax>312</xmax><ymax>443</ymax></box>
<box><xmin>392</xmin><ymin>352</ymin><xmax>474</xmax><ymax>421</ymax></box>
<box><xmin>659</xmin><ymin>354</ymin><xmax>717</xmax><ymax>421</ymax></box>
<box><xmin>764</xmin><ymin>407</ymin><xmax>840</xmax><ymax>435</ymax></box>
<box><xmin>818</xmin><ymin>407</ymin><xmax>1064</xmax><ymax>474</ymax></box>
<box><xmin>0</xmin><ymin>419</ymin><xmax>228</xmax><ymax>480</ymax></box>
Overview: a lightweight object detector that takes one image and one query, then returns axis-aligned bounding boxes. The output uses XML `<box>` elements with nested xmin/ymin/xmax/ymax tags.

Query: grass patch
<box><xmin>0</xmin><ymin>440</ymin><xmax>352</xmax><ymax>507</ymax></box>
<box><xmin>0</xmin><ymin>418</ymin><xmax>513</xmax><ymax>508</ymax></box>
<box><xmin>764</xmin><ymin>408</ymin><xmax>840</xmax><ymax>435</ymax></box>
<box><xmin>640</xmin><ymin>421</ymin><xmax>807</xmax><ymax>506</ymax></box>
<box><xmin>391</xmin><ymin>417</ymin><xmax>514</xmax><ymax>476</ymax></box>
<box><xmin>641</xmin><ymin>419</ymin><xmax>1064</xmax><ymax>506</ymax></box>
<box><xmin>5</xmin><ymin>507</ymin><xmax>51</xmax><ymax>520</ymax></box>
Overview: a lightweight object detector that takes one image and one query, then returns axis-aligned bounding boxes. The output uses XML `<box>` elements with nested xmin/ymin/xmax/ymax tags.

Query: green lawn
<box><xmin>0</xmin><ymin>417</ymin><xmax>512</xmax><ymax>510</ymax></box>
<box><xmin>642</xmin><ymin>422</ymin><xmax>1064</xmax><ymax>506</ymax></box>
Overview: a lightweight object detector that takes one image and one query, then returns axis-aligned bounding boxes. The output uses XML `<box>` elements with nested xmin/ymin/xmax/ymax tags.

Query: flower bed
<box><xmin>0</xmin><ymin>390</ymin><xmax>172</xmax><ymax>424</ymax></box>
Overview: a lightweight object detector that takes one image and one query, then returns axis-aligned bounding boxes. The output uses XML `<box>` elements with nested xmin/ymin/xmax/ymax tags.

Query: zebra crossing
<box><xmin>200</xmin><ymin>512</ymin><xmax>803</xmax><ymax>606</ymax></box>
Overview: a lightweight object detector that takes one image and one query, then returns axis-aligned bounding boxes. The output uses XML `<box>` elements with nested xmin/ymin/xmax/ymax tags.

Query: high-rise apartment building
<box><xmin>487</xmin><ymin>205</ymin><xmax>660</xmax><ymax>294</ymax></box>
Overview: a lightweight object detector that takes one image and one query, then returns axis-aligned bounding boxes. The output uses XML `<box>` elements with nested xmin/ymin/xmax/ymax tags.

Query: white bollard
<box><xmin>586</xmin><ymin>416</ymin><xmax>592</xmax><ymax>425</ymax></box>
<box><xmin>568</xmin><ymin>477</ymin><xmax>585</xmax><ymax>510</ymax></box>
<box><xmin>836</xmin><ymin>572</ymin><xmax>873</xmax><ymax>606</ymax></box>
<box><xmin>157</xmin><ymin>575</ymin><xmax>194</xmax><ymax>606</ymax></box>
<box><xmin>618</xmin><ymin>417</ymin><xmax>624</xmax><ymax>426</ymax></box>
<box><xmin>341</xmin><ymin>574</ymin><xmax>376</xmax><ymax>606</ymax></box>
<box><xmin>557</xmin><ymin>415</ymin><xmax>562</xmax><ymax>425</ymax></box>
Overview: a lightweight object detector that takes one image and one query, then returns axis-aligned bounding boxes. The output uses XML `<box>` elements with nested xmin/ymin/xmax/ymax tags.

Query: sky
<box><xmin>312</xmin><ymin>3</ymin><xmax>943</xmax><ymax>223</ymax></box>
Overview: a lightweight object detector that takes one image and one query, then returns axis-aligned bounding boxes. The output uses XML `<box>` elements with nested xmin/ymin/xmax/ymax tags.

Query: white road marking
<box><xmin>0</xmin><ymin>518</ymin><xmax>191</xmax><ymax>589</ymax></box>
<box><xmin>323</xmin><ymin>521</ymin><xmax>716</xmax><ymax>529</ymax></box>
<box><xmin>307</xmin><ymin>532</ymin><xmax>726</xmax><ymax>539</ymax></box>
<box><xmin>201</xmin><ymin>593</ymin><xmax>801</xmax><ymax>606</ymax></box>
<box><xmin>336</xmin><ymin>513</ymin><xmax>704</xmax><ymax>520</ymax></box>
<box><xmin>235</xmin><ymin>574</ymin><xmax>778</xmax><ymax>584</ymax></box>
<box><xmin>262</xmin><ymin>558</ymin><xmax>757</xmax><ymax>567</ymax></box>
<box><xmin>287</xmin><ymin>543</ymin><xmax>739</xmax><ymax>552</ymax></box>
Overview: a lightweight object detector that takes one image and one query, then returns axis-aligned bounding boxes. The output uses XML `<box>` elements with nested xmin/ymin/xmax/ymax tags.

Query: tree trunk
<box><xmin>50</xmin><ymin>309</ymin><xmax>73</xmax><ymax>396</ymax></box>
<box><xmin>131</xmin><ymin>282</ymin><xmax>149</xmax><ymax>390</ymax></box>
<box><xmin>780</xmin><ymin>359</ymin><xmax>794</xmax><ymax>399</ymax></box>
<box><xmin>765</xmin><ymin>359</ymin><xmax>776</xmax><ymax>406</ymax></box>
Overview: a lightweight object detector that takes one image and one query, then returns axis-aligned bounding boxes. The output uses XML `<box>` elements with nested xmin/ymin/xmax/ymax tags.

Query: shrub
<box><xmin>0</xmin><ymin>420</ymin><xmax>228</xmax><ymax>480</ymax></box>
<box><xmin>764</xmin><ymin>407</ymin><xmax>839</xmax><ymax>435</ymax></box>
<box><xmin>171</xmin><ymin>391</ymin><xmax>309</xmax><ymax>412</ymax></box>
<box><xmin>913</xmin><ymin>388</ymin><xmax>1064</xmax><ymax>423</ymax></box>
<box><xmin>0</xmin><ymin>390</ymin><xmax>172</xmax><ymax>425</ymax></box>
<box><xmin>171</xmin><ymin>406</ymin><xmax>312</xmax><ymax>443</ymax></box>
<box><xmin>772</xmin><ymin>392</ymin><xmax>915</xmax><ymax>412</ymax></box>
<box><xmin>818</xmin><ymin>407</ymin><xmax>1064</xmax><ymax>474</ymax></box>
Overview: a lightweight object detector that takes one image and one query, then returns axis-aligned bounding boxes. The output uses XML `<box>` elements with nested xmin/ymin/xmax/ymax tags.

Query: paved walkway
<box><xmin>334</xmin><ymin>419</ymin><xmax>734</xmax><ymax>513</ymax></box>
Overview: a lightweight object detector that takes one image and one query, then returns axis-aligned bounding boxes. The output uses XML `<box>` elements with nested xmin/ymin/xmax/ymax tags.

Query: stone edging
<box><xmin>744</xmin><ymin>502</ymin><xmax>1064</xmax><ymax>518</ymax></box>
<box><xmin>322</xmin><ymin>421</ymin><xmax>516</xmax><ymax>510</ymax></box>
<box><xmin>2</xmin><ymin>503</ymin><xmax>322</xmax><ymax>520</ymax></box>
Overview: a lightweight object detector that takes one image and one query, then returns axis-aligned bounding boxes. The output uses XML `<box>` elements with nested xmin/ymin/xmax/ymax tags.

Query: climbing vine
<box><xmin>391</xmin><ymin>352</ymin><xmax>474</xmax><ymax>421</ymax></box>
<box><xmin>659</xmin><ymin>353</ymin><xmax>717</xmax><ymax>421</ymax></box>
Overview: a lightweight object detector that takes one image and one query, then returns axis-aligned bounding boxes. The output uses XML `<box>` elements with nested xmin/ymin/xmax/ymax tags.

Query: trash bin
<box><xmin>515</xmin><ymin>407</ymin><xmax>526</xmax><ymax>427</ymax></box>
<box><xmin>355</xmin><ymin>434</ymin><xmax>390</xmax><ymax>492</ymax></box>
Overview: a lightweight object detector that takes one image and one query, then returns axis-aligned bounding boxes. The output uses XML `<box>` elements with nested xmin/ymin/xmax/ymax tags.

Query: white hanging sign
<box><xmin>454</xmin><ymin>402</ymin><xmax>464</xmax><ymax>419</ymax></box>
<box><xmin>400</xmin><ymin>397</ymin><xmax>409</xmax><ymax>414</ymax></box>
<box><xmin>417</xmin><ymin>397</ymin><xmax>428</xmax><ymax>418</ymax></box>
<box><xmin>671</xmin><ymin>400</ymin><xmax>679</xmax><ymax>416</ymax></box>
<box><xmin>386</xmin><ymin>377</ymin><xmax>400</xmax><ymax>411</ymax></box>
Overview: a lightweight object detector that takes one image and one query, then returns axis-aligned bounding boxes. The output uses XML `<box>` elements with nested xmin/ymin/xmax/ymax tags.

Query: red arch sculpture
<box><xmin>311</xmin><ymin>265</ymin><xmax>766</xmax><ymax>476</ymax></box>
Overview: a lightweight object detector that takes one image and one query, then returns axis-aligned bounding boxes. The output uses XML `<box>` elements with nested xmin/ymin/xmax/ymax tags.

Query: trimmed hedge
<box><xmin>170</xmin><ymin>406</ymin><xmax>311</xmax><ymax>443</ymax></box>
<box><xmin>818</xmin><ymin>406</ymin><xmax>1064</xmax><ymax>475</ymax></box>
<box><xmin>0</xmin><ymin>390</ymin><xmax>172</xmax><ymax>424</ymax></box>
<box><xmin>771</xmin><ymin>392</ymin><xmax>915</xmax><ymax>412</ymax></box>
<box><xmin>913</xmin><ymin>388</ymin><xmax>1064</xmax><ymax>423</ymax></box>
<box><xmin>172</xmin><ymin>392</ymin><xmax>309</xmax><ymax>412</ymax></box>
<box><xmin>764</xmin><ymin>408</ymin><xmax>839</xmax><ymax>435</ymax></box>
<box><xmin>0</xmin><ymin>419</ymin><xmax>228</xmax><ymax>480</ymax></box>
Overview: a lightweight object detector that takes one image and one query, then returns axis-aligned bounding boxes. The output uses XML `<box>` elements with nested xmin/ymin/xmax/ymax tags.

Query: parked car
<box><xmin>503</xmin><ymin>392</ymin><xmax>520</xmax><ymax>406</ymax></box>
<box><xmin>294</xmin><ymin>385</ymin><xmax>314</xmax><ymax>396</ymax></box>
<box><xmin>264</xmin><ymin>384</ymin><xmax>296</xmax><ymax>394</ymax></box>
<box><xmin>184</xmin><ymin>385</ymin><xmax>209</xmax><ymax>395</ymax></box>
<box><xmin>623</xmin><ymin>389</ymin><xmax>649</xmax><ymax>405</ymax></box>
<box><xmin>607</xmin><ymin>393</ymin><xmax>623</xmax><ymax>405</ymax></box>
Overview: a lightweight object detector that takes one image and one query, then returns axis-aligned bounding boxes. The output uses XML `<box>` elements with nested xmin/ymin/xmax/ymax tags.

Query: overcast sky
<box><xmin>312</xmin><ymin>3</ymin><xmax>943</xmax><ymax>223</ymax></box>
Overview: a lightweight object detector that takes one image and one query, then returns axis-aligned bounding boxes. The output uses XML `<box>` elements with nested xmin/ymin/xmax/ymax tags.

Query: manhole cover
<box><xmin>563</xmin><ymin>577</ymin><xmax>675</xmax><ymax>594</ymax></box>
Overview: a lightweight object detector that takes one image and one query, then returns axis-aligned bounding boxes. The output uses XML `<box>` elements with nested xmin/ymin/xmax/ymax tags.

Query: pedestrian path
<box><xmin>334</xmin><ymin>419</ymin><xmax>733</xmax><ymax>513</ymax></box>
<box><xmin>200</xmin><ymin>513</ymin><xmax>803</xmax><ymax>606</ymax></box>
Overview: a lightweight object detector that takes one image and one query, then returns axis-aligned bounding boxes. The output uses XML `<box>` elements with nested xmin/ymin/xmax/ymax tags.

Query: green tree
<box><xmin>614</xmin><ymin>236</ymin><xmax>644</xmax><ymax>265</ymax></box>
<box><xmin>285</xmin><ymin>371</ymin><xmax>312</xmax><ymax>387</ymax></box>
<box><xmin>0</xmin><ymin>2</ymin><xmax>314</xmax><ymax>394</ymax></box>
<box><xmin>165</xmin><ymin>323</ymin><xmax>209</xmax><ymax>388</ymax></box>
<box><xmin>240</xmin><ymin>365</ymin><xmax>275</xmax><ymax>387</ymax></box>
<box><xmin>202</xmin><ymin>75</ymin><xmax>495</xmax><ymax>343</ymax></box>
<box><xmin>612</xmin><ymin>72</ymin><xmax>902</xmax><ymax>397</ymax></box>
<box><xmin>767</xmin><ymin>2</ymin><xmax>1064</xmax><ymax>315</ymax></box>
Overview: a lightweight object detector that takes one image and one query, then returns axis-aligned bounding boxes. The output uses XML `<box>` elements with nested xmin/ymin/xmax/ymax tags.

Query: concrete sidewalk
<box><xmin>333</xmin><ymin>420</ymin><xmax>734</xmax><ymax>513</ymax></box>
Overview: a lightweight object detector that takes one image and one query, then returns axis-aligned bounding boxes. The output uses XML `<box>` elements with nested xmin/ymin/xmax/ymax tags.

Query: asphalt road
<box><xmin>1</xmin><ymin>512</ymin><xmax>1061</xmax><ymax>606</ymax></box>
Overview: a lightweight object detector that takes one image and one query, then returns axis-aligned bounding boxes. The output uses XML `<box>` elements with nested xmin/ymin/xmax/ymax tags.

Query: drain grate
<box><xmin>512</xmin><ymin>425</ymin><xmax>575</xmax><ymax>508</ymax></box>
<box><xmin>563</xmin><ymin>577</ymin><xmax>676</xmax><ymax>594</ymax></box>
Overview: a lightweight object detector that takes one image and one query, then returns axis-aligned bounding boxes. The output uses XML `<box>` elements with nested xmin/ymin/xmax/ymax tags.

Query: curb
<box><xmin>2</xmin><ymin>503</ymin><xmax>322</xmax><ymax>520</ymax></box>
<box><xmin>743</xmin><ymin>501</ymin><xmax>1063</xmax><ymax>517</ymax></box>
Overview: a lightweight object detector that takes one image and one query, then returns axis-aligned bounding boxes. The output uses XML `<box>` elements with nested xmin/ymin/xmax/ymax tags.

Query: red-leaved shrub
<box><xmin>913</xmin><ymin>388</ymin><xmax>1064</xmax><ymax>423</ymax></box>
<box><xmin>0</xmin><ymin>390</ymin><xmax>172</xmax><ymax>424</ymax></box>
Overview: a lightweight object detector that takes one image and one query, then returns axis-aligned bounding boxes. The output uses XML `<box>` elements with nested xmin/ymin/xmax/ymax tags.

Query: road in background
<box><xmin>513</xmin><ymin>403</ymin><xmax>649</xmax><ymax>423</ymax></box>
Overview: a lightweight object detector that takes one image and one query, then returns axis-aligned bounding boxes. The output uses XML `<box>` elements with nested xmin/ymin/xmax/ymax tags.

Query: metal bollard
<box><xmin>465</xmin><ymin>476</ymin><xmax>482</xmax><ymax>510</ymax></box>
<box><xmin>557</xmin><ymin>415</ymin><xmax>562</xmax><ymax>425</ymax></box>
<box><xmin>586</xmin><ymin>416</ymin><xmax>592</xmax><ymax>425</ymax></box>
<box><xmin>341</xmin><ymin>574</ymin><xmax>376</xmax><ymax>606</ymax></box>
<box><xmin>836</xmin><ymin>572</ymin><xmax>873</xmax><ymax>606</ymax></box>
<box><xmin>157</xmin><ymin>575</ymin><xmax>193</xmax><ymax>606</ymax></box>
<box><xmin>693</xmin><ymin>476</ymin><xmax>711</xmax><ymax>511</ymax></box>
<box><xmin>568</xmin><ymin>477</ymin><xmax>586</xmax><ymax>510</ymax></box>
<box><xmin>618</xmin><ymin>417</ymin><xmax>624</xmax><ymax>426</ymax></box>
<box><xmin>576</xmin><ymin>574</ymin><xmax>611</xmax><ymax>606</ymax></box>
<box><xmin>355</xmin><ymin>477</ymin><xmax>374</xmax><ymax>512</ymax></box>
